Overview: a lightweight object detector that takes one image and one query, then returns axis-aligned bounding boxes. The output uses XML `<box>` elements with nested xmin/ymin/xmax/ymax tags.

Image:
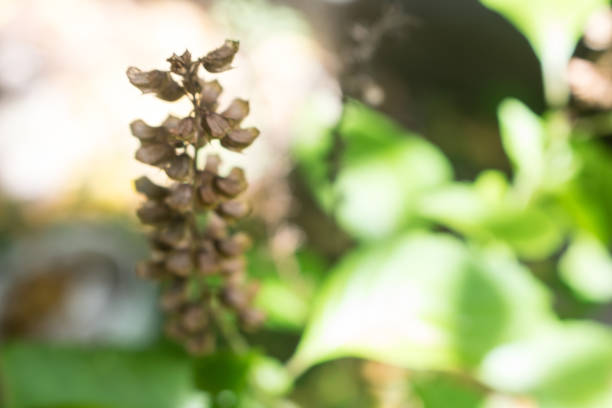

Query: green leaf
<box><xmin>479</xmin><ymin>322</ymin><xmax>612</xmax><ymax>408</ymax></box>
<box><xmin>417</xmin><ymin>178</ymin><xmax>564</xmax><ymax>260</ymax></box>
<box><xmin>288</xmin><ymin>232</ymin><xmax>554</xmax><ymax>375</ymax></box>
<box><xmin>480</xmin><ymin>0</ymin><xmax>608</xmax><ymax>105</ymax></box>
<box><xmin>561</xmin><ymin>141</ymin><xmax>612</xmax><ymax>244</ymax></box>
<box><xmin>413</xmin><ymin>374</ymin><xmax>486</xmax><ymax>408</ymax></box>
<box><xmin>482</xmin><ymin>205</ymin><xmax>564</xmax><ymax>260</ymax></box>
<box><xmin>255</xmin><ymin>279</ymin><xmax>309</xmax><ymax>330</ymax></box>
<box><xmin>498</xmin><ymin>99</ymin><xmax>545</xmax><ymax>200</ymax></box>
<box><xmin>249</xmin><ymin>248</ymin><xmax>328</xmax><ymax>331</ymax></box>
<box><xmin>0</xmin><ymin>344</ymin><xmax>198</xmax><ymax>408</ymax></box>
<box><xmin>294</xmin><ymin>100</ymin><xmax>452</xmax><ymax>240</ymax></box>
<box><xmin>560</xmin><ymin>234</ymin><xmax>612</xmax><ymax>302</ymax></box>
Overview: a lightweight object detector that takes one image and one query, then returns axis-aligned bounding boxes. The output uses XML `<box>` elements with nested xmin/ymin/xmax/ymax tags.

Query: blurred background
<box><xmin>1</xmin><ymin>0</ymin><xmax>612</xmax><ymax>407</ymax></box>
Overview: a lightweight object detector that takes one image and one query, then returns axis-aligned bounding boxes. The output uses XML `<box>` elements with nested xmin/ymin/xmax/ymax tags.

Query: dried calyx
<box><xmin>127</xmin><ymin>40</ymin><xmax>263</xmax><ymax>355</ymax></box>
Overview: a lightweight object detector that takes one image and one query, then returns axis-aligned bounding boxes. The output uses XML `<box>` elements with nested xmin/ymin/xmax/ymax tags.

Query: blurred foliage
<box><xmin>0</xmin><ymin>343</ymin><xmax>291</xmax><ymax>408</ymax></box>
<box><xmin>480</xmin><ymin>0</ymin><xmax>608</xmax><ymax>105</ymax></box>
<box><xmin>291</xmin><ymin>68</ymin><xmax>612</xmax><ymax>408</ymax></box>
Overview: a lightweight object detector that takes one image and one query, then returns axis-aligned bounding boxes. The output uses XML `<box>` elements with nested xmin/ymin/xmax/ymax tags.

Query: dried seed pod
<box><xmin>130</xmin><ymin>120</ymin><xmax>167</xmax><ymax>143</ymax></box>
<box><xmin>167</xmin><ymin>50</ymin><xmax>192</xmax><ymax>76</ymax></box>
<box><xmin>161</xmin><ymin>282</ymin><xmax>188</xmax><ymax>311</ymax></box>
<box><xmin>219</xmin><ymin>256</ymin><xmax>246</xmax><ymax>276</ymax></box>
<box><xmin>220</xmin><ymin>285</ymin><xmax>249</xmax><ymax>309</ymax></box>
<box><xmin>157</xmin><ymin>220</ymin><xmax>191</xmax><ymax>249</ymax></box>
<box><xmin>136</xmin><ymin>260</ymin><xmax>166</xmax><ymax>279</ymax></box>
<box><xmin>185</xmin><ymin>332</ymin><xmax>216</xmax><ymax>355</ymax></box>
<box><xmin>201</xmin><ymin>40</ymin><xmax>239</xmax><ymax>73</ymax></box>
<box><xmin>216</xmin><ymin>201</ymin><xmax>250</xmax><ymax>220</ymax></box>
<box><xmin>220</xmin><ymin>128</ymin><xmax>259</xmax><ymax>152</ymax></box>
<box><xmin>137</xmin><ymin>201</ymin><xmax>172</xmax><ymax>225</ymax></box>
<box><xmin>239</xmin><ymin>309</ymin><xmax>265</xmax><ymax>332</ymax></box>
<box><xmin>135</xmin><ymin>143</ymin><xmax>174</xmax><ymax>166</ymax></box>
<box><xmin>203</xmin><ymin>214</ymin><xmax>228</xmax><ymax>240</ymax></box>
<box><xmin>165</xmin><ymin>184</ymin><xmax>194</xmax><ymax>212</ymax></box>
<box><xmin>165</xmin><ymin>250</ymin><xmax>193</xmax><ymax>277</ymax></box>
<box><xmin>214</xmin><ymin>167</ymin><xmax>247</xmax><ymax>197</ymax></box>
<box><xmin>198</xmin><ymin>185</ymin><xmax>219</xmax><ymax>208</ymax></box>
<box><xmin>134</xmin><ymin>176</ymin><xmax>169</xmax><ymax>199</ymax></box>
<box><xmin>204</xmin><ymin>112</ymin><xmax>231</xmax><ymax>139</ymax></box>
<box><xmin>216</xmin><ymin>232</ymin><xmax>252</xmax><ymax>257</ymax></box>
<box><xmin>204</xmin><ymin>154</ymin><xmax>221</xmax><ymax>173</ymax></box>
<box><xmin>168</xmin><ymin>117</ymin><xmax>196</xmax><ymax>143</ymax></box>
<box><xmin>199</xmin><ymin>80</ymin><xmax>222</xmax><ymax>110</ymax></box>
<box><xmin>196</xmin><ymin>251</ymin><xmax>219</xmax><ymax>276</ymax></box>
<box><xmin>165</xmin><ymin>154</ymin><xmax>193</xmax><ymax>181</ymax></box>
<box><xmin>162</xmin><ymin>115</ymin><xmax>182</xmax><ymax>132</ymax></box>
<box><xmin>181</xmin><ymin>305</ymin><xmax>209</xmax><ymax>332</ymax></box>
<box><xmin>126</xmin><ymin>67</ymin><xmax>184</xmax><ymax>101</ymax></box>
<box><xmin>221</xmin><ymin>99</ymin><xmax>249</xmax><ymax>124</ymax></box>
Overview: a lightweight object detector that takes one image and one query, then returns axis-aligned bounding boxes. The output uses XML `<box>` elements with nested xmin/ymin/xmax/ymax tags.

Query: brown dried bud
<box><xmin>196</xmin><ymin>251</ymin><xmax>219</xmax><ymax>276</ymax></box>
<box><xmin>137</xmin><ymin>201</ymin><xmax>172</xmax><ymax>225</ymax></box>
<box><xmin>219</xmin><ymin>256</ymin><xmax>246</xmax><ymax>276</ymax></box>
<box><xmin>204</xmin><ymin>113</ymin><xmax>231</xmax><ymax>139</ymax></box>
<box><xmin>220</xmin><ymin>128</ymin><xmax>259</xmax><ymax>152</ymax></box>
<box><xmin>162</xmin><ymin>115</ymin><xmax>181</xmax><ymax>131</ymax></box>
<box><xmin>185</xmin><ymin>332</ymin><xmax>216</xmax><ymax>355</ymax></box>
<box><xmin>221</xmin><ymin>99</ymin><xmax>249</xmax><ymax>124</ymax></box>
<box><xmin>130</xmin><ymin>120</ymin><xmax>166</xmax><ymax>143</ymax></box>
<box><xmin>135</xmin><ymin>143</ymin><xmax>174</xmax><ymax>166</ymax></box>
<box><xmin>199</xmin><ymin>80</ymin><xmax>223</xmax><ymax>110</ymax></box>
<box><xmin>239</xmin><ymin>308</ymin><xmax>265</xmax><ymax>331</ymax></box>
<box><xmin>165</xmin><ymin>184</ymin><xmax>194</xmax><ymax>212</ymax></box>
<box><xmin>181</xmin><ymin>305</ymin><xmax>209</xmax><ymax>332</ymax></box>
<box><xmin>167</xmin><ymin>50</ymin><xmax>192</xmax><ymax>76</ymax></box>
<box><xmin>168</xmin><ymin>117</ymin><xmax>196</xmax><ymax>143</ymax></box>
<box><xmin>165</xmin><ymin>250</ymin><xmax>193</xmax><ymax>277</ymax></box>
<box><xmin>126</xmin><ymin>67</ymin><xmax>184</xmax><ymax>101</ymax></box>
<box><xmin>221</xmin><ymin>285</ymin><xmax>249</xmax><ymax>309</ymax></box>
<box><xmin>216</xmin><ymin>201</ymin><xmax>250</xmax><ymax>220</ymax></box>
<box><xmin>165</xmin><ymin>154</ymin><xmax>193</xmax><ymax>181</ymax></box>
<box><xmin>161</xmin><ymin>282</ymin><xmax>188</xmax><ymax>311</ymax></box>
<box><xmin>201</xmin><ymin>40</ymin><xmax>239</xmax><ymax>73</ymax></box>
<box><xmin>198</xmin><ymin>185</ymin><xmax>219</xmax><ymax>208</ymax></box>
<box><xmin>157</xmin><ymin>220</ymin><xmax>191</xmax><ymax>249</ymax></box>
<box><xmin>134</xmin><ymin>176</ymin><xmax>169</xmax><ymax>199</ymax></box>
<box><xmin>136</xmin><ymin>260</ymin><xmax>166</xmax><ymax>279</ymax></box>
<box><xmin>204</xmin><ymin>154</ymin><xmax>221</xmax><ymax>173</ymax></box>
<box><xmin>216</xmin><ymin>232</ymin><xmax>252</xmax><ymax>257</ymax></box>
<box><xmin>203</xmin><ymin>214</ymin><xmax>228</xmax><ymax>240</ymax></box>
<box><xmin>214</xmin><ymin>167</ymin><xmax>247</xmax><ymax>197</ymax></box>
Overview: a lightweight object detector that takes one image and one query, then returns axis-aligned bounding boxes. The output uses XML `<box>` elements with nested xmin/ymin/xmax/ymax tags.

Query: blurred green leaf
<box><xmin>479</xmin><ymin>322</ymin><xmax>612</xmax><ymax>408</ymax></box>
<box><xmin>482</xmin><ymin>205</ymin><xmax>564</xmax><ymax>260</ymax></box>
<box><xmin>561</xmin><ymin>141</ymin><xmax>612</xmax><ymax>244</ymax></box>
<box><xmin>248</xmin><ymin>355</ymin><xmax>292</xmax><ymax>397</ymax></box>
<box><xmin>413</xmin><ymin>374</ymin><xmax>486</xmax><ymax>408</ymax></box>
<box><xmin>0</xmin><ymin>344</ymin><xmax>198</xmax><ymax>408</ymax></box>
<box><xmin>480</xmin><ymin>0</ymin><xmax>607</xmax><ymax>105</ymax></box>
<box><xmin>193</xmin><ymin>351</ymin><xmax>254</xmax><ymax>396</ymax></box>
<box><xmin>418</xmin><ymin>180</ymin><xmax>564</xmax><ymax>260</ymax></box>
<box><xmin>255</xmin><ymin>279</ymin><xmax>309</xmax><ymax>330</ymax></box>
<box><xmin>249</xmin><ymin>248</ymin><xmax>328</xmax><ymax>331</ymax></box>
<box><xmin>288</xmin><ymin>232</ymin><xmax>554</xmax><ymax>375</ymax></box>
<box><xmin>498</xmin><ymin>99</ymin><xmax>544</xmax><ymax>200</ymax></box>
<box><xmin>294</xmin><ymin>100</ymin><xmax>452</xmax><ymax>240</ymax></box>
<box><xmin>560</xmin><ymin>234</ymin><xmax>612</xmax><ymax>302</ymax></box>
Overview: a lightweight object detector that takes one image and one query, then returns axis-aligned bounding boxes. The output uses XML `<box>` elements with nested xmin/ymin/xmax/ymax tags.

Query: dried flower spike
<box><xmin>127</xmin><ymin>39</ymin><xmax>264</xmax><ymax>355</ymax></box>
